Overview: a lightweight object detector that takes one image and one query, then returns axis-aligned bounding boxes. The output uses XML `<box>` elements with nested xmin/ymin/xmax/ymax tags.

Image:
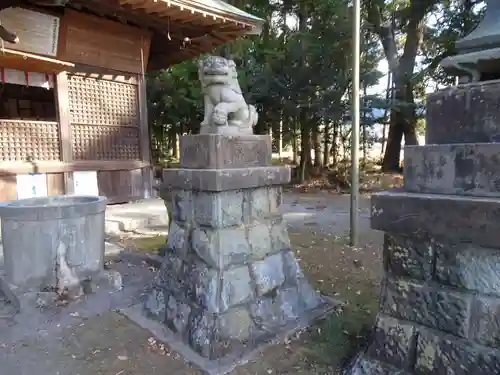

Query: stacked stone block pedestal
<box><xmin>346</xmin><ymin>81</ymin><xmax>500</xmax><ymax>375</ymax></box>
<box><xmin>143</xmin><ymin>134</ymin><xmax>331</xmax><ymax>368</ymax></box>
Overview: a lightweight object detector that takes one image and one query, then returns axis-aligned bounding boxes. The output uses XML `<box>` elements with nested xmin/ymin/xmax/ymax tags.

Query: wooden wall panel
<box><xmin>59</xmin><ymin>9</ymin><xmax>151</xmax><ymax>74</ymax></box>
<box><xmin>0</xmin><ymin>168</ymin><xmax>150</xmax><ymax>202</ymax></box>
<box><xmin>98</xmin><ymin>168</ymin><xmax>145</xmax><ymax>204</ymax></box>
<box><xmin>0</xmin><ymin>175</ymin><xmax>17</xmax><ymax>201</ymax></box>
<box><xmin>67</xmin><ymin>75</ymin><xmax>138</xmax><ymax>126</ymax></box>
<box><xmin>46</xmin><ymin>173</ymin><xmax>65</xmax><ymax>196</ymax></box>
<box><xmin>67</xmin><ymin>73</ymin><xmax>141</xmax><ymax>161</ymax></box>
<box><xmin>70</xmin><ymin>125</ymin><xmax>141</xmax><ymax>161</ymax></box>
<box><xmin>55</xmin><ymin>71</ymin><xmax>73</xmax><ymax>194</ymax></box>
<box><xmin>138</xmin><ymin>72</ymin><xmax>151</xmax><ymax>164</ymax></box>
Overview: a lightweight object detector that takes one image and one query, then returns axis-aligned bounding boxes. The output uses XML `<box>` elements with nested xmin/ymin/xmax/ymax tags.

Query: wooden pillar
<box><xmin>55</xmin><ymin>71</ymin><xmax>73</xmax><ymax>194</ymax></box>
<box><xmin>138</xmin><ymin>72</ymin><xmax>152</xmax><ymax>198</ymax></box>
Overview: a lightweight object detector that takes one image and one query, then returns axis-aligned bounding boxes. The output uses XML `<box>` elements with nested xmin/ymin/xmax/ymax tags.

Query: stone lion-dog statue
<box><xmin>198</xmin><ymin>55</ymin><xmax>258</xmax><ymax>135</ymax></box>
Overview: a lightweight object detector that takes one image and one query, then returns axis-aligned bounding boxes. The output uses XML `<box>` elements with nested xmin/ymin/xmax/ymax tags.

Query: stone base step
<box><xmin>404</xmin><ymin>143</ymin><xmax>500</xmax><ymax>197</ymax></box>
<box><xmin>371</xmin><ymin>190</ymin><xmax>500</xmax><ymax>248</ymax></box>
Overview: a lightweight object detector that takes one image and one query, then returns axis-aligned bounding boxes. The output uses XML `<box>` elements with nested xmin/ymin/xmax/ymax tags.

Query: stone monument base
<box><xmin>345</xmin><ymin>191</ymin><xmax>500</xmax><ymax>375</ymax></box>
<box><xmin>124</xmin><ymin>134</ymin><xmax>336</xmax><ymax>374</ymax></box>
<box><xmin>123</xmin><ymin>295</ymin><xmax>333</xmax><ymax>375</ymax></box>
<box><xmin>345</xmin><ymin>79</ymin><xmax>500</xmax><ymax>375</ymax></box>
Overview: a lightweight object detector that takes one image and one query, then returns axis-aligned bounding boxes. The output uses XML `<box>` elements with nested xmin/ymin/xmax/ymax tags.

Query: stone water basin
<box><xmin>0</xmin><ymin>195</ymin><xmax>107</xmax><ymax>290</ymax></box>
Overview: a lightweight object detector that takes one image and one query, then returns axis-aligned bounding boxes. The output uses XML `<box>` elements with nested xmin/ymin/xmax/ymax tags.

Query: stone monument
<box><xmin>132</xmin><ymin>56</ymin><xmax>333</xmax><ymax>374</ymax></box>
<box><xmin>198</xmin><ymin>55</ymin><xmax>258</xmax><ymax>135</ymax></box>
<box><xmin>345</xmin><ymin>3</ymin><xmax>500</xmax><ymax>374</ymax></box>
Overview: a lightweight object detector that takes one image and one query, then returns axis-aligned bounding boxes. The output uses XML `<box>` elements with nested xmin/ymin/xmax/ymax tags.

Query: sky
<box><xmin>367</xmin><ymin>59</ymin><xmax>389</xmax><ymax>96</ymax></box>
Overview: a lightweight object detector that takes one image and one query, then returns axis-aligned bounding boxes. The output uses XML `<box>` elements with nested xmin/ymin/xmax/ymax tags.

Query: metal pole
<box><xmin>350</xmin><ymin>0</ymin><xmax>361</xmax><ymax>247</ymax></box>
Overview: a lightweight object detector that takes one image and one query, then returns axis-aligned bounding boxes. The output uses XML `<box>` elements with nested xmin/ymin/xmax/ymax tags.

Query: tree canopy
<box><xmin>148</xmin><ymin>0</ymin><xmax>485</xmax><ymax>176</ymax></box>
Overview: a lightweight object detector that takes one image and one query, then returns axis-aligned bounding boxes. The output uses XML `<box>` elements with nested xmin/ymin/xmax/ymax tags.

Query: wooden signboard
<box><xmin>0</xmin><ymin>8</ymin><xmax>60</xmax><ymax>57</ymax></box>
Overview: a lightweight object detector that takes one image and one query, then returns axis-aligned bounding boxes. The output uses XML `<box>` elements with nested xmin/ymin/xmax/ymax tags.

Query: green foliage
<box><xmin>147</xmin><ymin>0</ymin><xmax>385</xmax><ymax>166</ymax></box>
<box><xmin>147</xmin><ymin>0</ymin><xmax>484</xmax><ymax>172</ymax></box>
<box><xmin>147</xmin><ymin>61</ymin><xmax>203</xmax><ymax>161</ymax></box>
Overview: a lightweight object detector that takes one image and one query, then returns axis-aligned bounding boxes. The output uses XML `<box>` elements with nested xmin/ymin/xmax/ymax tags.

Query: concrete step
<box><xmin>404</xmin><ymin>143</ymin><xmax>500</xmax><ymax>197</ymax></box>
<box><xmin>105</xmin><ymin>199</ymin><xmax>168</xmax><ymax>234</ymax></box>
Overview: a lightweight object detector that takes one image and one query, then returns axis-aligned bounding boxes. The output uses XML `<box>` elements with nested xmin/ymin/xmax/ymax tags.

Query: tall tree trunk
<box><xmin>323</xmin><ymin>121</ymin><xmax>330</xmax><ymax>166</ymax></box>
<box><xmin>292</xmin><ymin>118</ymin><xmax>298</xmax><ymax>164</ymax></box>
<box><xmin>382</xmin><ymin>72</ymin><xmax>418</xmax><ymax>171</ymax></box>
<box><xmin>169</xmin><ymin>129</ymin><xmax>178</xmax><ymax>160</ymax></box>
<box><xmin>297</xmin><ymin>0</ymin><xmax>310</xmax><ymax>181</ymax></box>
<box><xmin>331</xmin><ymin>121</ymin><xmax>339</xmax><ymax>164</ymax></box>
<box><xmin>362</xmin><ymin>85</ymin><xmax>367</xmax><ymax>167</ymax></box>
<box><xmin>172</xmin><ymin>133</ymin><xmax>179</xmax><ymax>160</ymax></box>
<box><xmin>380</xmin><ymin>71</ymin><xmax>392</xmax><ymax>158</ymax></box>
<box><xmin>299</xmin><ymin>115</ymin><xmax>312</xmax><ymax>183</ymax></box>
<box><xmin>367</xmin><ymin>0</ymin><xmax>431</xmax><ymax>171</ymax></box>
<box><xmin>278</xmin><ymin>115</ymin><xmax>283</xmax><ymax>160</ymax></box>
<box><xmin>312</xmin><ymin>122</ymin><xmax>323</xmax><ymax>168</ymax></box>
<box><xmin>380</xmin><ymin>121</ymin><xmax>388</xmax><ymax>158</ymax></box>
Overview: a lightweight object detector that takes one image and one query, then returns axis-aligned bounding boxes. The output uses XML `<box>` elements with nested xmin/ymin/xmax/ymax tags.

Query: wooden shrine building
<box><xmin>0</xmin><ymin>0</ymin><xmax>262</xmax><ymax>203</ymax></box>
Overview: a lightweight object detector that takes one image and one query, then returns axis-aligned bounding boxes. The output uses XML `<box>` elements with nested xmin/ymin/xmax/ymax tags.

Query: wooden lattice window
<box><xmin>67</xmin><ymin>74</ymin><xmax>141</xmax><ymax>160</ymax></box>
<box><xmin>68</xmin><ymin>75</ymin><xmax>138</xmax><ymax>126</ymax></box>
<box><xmin>71</xmin><ymin>124</ymin><xmax>140</xmax><ymax>160</ymax></box>
<box><xmin>0</xmin><ymin>120</ymin><xmax>60</xmax><ymax>161</ymax></box>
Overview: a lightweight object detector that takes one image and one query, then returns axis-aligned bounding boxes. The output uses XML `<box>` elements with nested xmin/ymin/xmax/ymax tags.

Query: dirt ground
<box><xmin>0</xmin><ymin>191</ymin><xmax>385</xmax><ymax>375</ymax></box>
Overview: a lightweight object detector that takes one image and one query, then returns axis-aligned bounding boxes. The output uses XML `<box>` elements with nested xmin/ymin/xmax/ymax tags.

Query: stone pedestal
<box><xmin>141</xmin><ymin>134</ymin><xmax>332</xmax><ymax>372</ymax></box>
<box><xmin>345</xmin><ymin>81</ymin><xmax>500</xmax><ymax>374</ymax></box>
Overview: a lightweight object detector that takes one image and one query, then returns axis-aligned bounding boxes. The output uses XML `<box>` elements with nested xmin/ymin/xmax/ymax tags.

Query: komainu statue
<box><xmin>198</xmin><ymin>55</ymin><xmax>258</xmax><ymax>135</ymax></box>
